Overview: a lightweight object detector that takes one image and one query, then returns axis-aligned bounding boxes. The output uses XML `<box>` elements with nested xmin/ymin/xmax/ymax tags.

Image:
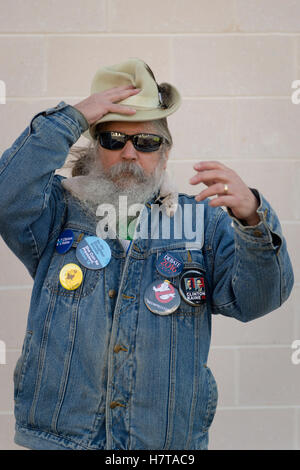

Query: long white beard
<box><xmin>61</xmin><ymin>158</ymin><xmax>166</xmax><ymax>223</ymax></box>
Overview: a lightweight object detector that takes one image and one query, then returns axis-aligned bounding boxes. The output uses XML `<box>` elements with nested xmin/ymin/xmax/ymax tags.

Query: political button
<box><xmin>156</xmin><ymin>252</ymin><xmax>184</xmax><ymax>278</ymax></box>
<box><xmin>144</xmin><ymin>279</ymin><xmax>180</xmax><ymax>315</ymax></box>
<box><xmin>59</xmin><ymin>263</ymin><xmax>83</xmax><ymax>291</ymax></box>
<box><xmin>56</xmin><ymin>229</ymin><xmax>74</xmax><ymax>254</ymax></box>
<box><xmin>179</xmin><ymin>270</ymin><xmax>206</xmax><ymax>306</ymax></box>
<box><xmin>76</xmin><ymin>236</ymin><xmax>111</xmax><ymax>270</ymax></box>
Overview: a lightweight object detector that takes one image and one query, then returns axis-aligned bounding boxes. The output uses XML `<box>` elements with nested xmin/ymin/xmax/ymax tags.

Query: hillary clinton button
<box><xmin>59</xmin><ymin>263</ymin><xmax>83</xmax><ymax>291</ymax></box>
<box><xmin>179</xmin><ymin>270</ymin><xmax>206</xmax><ymax>306</ymax></box>
<box><xmin>156</xmin><ymin>252</ymin><xmax>184</xmax><ymax>278</ymax></box>
<box><xmin>144</xmin><ymin>279</ymin><xmax>180</xmax><ymax>315</ymax></box>
<box><xmin>76</xmin><ymin>236</ymin><xmax>111</xmax><ymax>270</ymax></box>
<box><xmin>56</xmin><ymin>229</ymin><xmax>74</xmax><ymax>254</ymax></box>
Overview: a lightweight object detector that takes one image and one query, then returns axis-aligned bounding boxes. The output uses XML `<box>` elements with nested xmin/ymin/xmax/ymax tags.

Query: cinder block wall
<box><xmin>0</xmin><ymin>0</ymin><xmax>299</xmax><ymax>450</ymax></box>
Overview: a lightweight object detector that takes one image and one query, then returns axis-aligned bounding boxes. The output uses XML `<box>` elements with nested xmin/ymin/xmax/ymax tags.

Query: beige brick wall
<box><xmin>0</xmin><ymin>0</ymin><xmax>299</xmax><ymax>450</ymax></box>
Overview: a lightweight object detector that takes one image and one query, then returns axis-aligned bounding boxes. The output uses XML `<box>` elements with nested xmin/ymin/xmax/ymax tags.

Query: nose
<box><xmin>120</xmin><ymin>140</ymin><xmax>138</xmax><ymax>161</ymax></box>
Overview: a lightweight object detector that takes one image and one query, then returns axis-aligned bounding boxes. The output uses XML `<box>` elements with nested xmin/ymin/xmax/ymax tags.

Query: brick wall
<box><xmin>0</xmin><ymin>0</ymin><xmax>299</xmax><ymax>450</ymax></box>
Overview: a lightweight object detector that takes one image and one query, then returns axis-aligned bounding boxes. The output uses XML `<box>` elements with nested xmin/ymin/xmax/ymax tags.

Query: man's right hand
<box><xmin>73</xmin><ymin>86</ymin><xmax>140</xmax><ymax>126</ymax></box>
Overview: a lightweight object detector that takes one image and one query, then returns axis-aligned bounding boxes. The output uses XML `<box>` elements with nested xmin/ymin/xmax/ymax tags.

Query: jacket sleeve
<box><xmin>210</xmin><ymin>190</ymin><xmax>294</xmax><ymax>322</ymax></box>
<box><xmin>0</xmin><ymin>101</ymin><xmax>89</xmax><ymax>278</ymax></box>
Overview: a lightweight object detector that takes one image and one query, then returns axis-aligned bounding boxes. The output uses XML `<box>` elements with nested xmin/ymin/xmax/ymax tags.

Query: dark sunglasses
<box><xmin>97</xmin><ymin>131</ymin><xmax>166</xmax><ymax>153</ymax></box>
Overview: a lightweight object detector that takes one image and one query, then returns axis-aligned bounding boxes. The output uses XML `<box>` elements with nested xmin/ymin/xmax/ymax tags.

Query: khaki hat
<box><xmin>82</xmin><ymin>58</ymin><xmax>181</xmax><ymax>141</ymax></box>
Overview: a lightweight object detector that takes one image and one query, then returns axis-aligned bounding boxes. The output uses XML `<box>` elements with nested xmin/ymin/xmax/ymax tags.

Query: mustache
<box><xmin>99</xmin><ymin>161</ymin><xmax>149</xmax><ymax>182</ymax></box>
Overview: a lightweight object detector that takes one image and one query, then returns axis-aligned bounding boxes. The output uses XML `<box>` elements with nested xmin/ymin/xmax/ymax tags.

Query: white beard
<box><xmin>61</xmin><ymin>159</ymin><xmax>164</xmax><ymax>219</ymax></box>
<box><xmin>61</xmin><ymin>152</ymin><xmax>179</xmax><ymax>241</ymax></box>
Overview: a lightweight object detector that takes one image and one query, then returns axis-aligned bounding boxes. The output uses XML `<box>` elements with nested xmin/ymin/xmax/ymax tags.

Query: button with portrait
<box><xmin>179</xmin><ymin>270</ymin><xmax>206</xmax><ymax>306</ymax></box>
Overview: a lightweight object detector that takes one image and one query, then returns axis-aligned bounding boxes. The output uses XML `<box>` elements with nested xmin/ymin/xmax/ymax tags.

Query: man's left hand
<box><xmin>189</xmin><ymin>161</ymin><xmax>260</xmax><ymax>226</ymax></box>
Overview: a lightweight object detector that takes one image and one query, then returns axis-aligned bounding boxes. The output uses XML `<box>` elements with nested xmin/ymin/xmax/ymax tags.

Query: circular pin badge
<box><xmin>76</xmin><ymin>236</ymin><xmax>111</xmax><ymax>270</ymax></box>
<box><xmin>179</xmin><ymin>270</ymin><xmax>206</xmax><ymax>306</ymax></box>
<box><xmin>144</xmin><ymin>279</ymin><xmax>180</xmax><ymax>315</ymax></box>
<box><xmin>156</xmin><ymin>252</ymin><xmax>184</xmax><ymax>278</ymax></box>
<box><xmin>59</xmin><ymin>263</ymin><xmax>83</xmax><ymax>291</ymax></box>
<box><xmin>56</xmin><ymin>229</ymin><xmax>74</xmax><ymax>254</ymax></box>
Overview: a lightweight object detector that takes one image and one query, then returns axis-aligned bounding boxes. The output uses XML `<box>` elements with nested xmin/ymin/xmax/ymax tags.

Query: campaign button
<box><xmin>56</xmin><ymin>229</ymin><xmax>74</xmax><ymax>254</ymax></box>
<box><xmin>156</xmin><ymin>252</ymin><xmax>184</xmax><ymax>278</ymax></box>
<box><xmin>179</xmin><ymin>270</ymin><xmax>206</xmax><ymax>306</ymax></box>
<box><xmin>144</xmin><ymin>279</ymin><xmax>180</xmax><ymax>315</ymax></box>
<box><xmin>59</xmin><ymin>263</ymin><xmax>83</xmax><ymax>291</ymax></box>
<box><xmin>76</xmin><ymin>236</ymin><xmax>111</xmax><ymax>270</ymax></box>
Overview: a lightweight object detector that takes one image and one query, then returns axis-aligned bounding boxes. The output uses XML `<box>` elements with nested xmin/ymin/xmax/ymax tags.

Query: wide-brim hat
<box><xmin>82</xmin><ymin>58</ymin><xmax>181</xmax><ymax>141</ymax></box>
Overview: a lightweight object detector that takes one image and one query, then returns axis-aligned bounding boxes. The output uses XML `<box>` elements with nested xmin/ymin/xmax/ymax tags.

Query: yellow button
<box><xmin>59</xmin><ymin>263</ymin><xmax>83</xmax><ymax>290</ymax></box>
<box><xmin>108</xmin><ymin>289</ymin><xmax>117</xmax><ymax>298</ymax></box>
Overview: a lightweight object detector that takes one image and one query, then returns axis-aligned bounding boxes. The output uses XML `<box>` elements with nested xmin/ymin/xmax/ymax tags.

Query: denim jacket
<box><xmin>0</xmin><ymin>102</ymin><xmax>294</xmax><ymax>450</ymax></box>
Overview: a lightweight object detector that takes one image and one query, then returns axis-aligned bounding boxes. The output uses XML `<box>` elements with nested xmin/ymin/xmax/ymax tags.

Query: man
<box><xmin>0</xmin><ymin>58</ymin><xmax>294</xmax><ymax>450</ymax></box>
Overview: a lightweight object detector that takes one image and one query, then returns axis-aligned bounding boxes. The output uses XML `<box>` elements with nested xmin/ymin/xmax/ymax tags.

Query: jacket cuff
<box><xmin>227</xmin><ymin>188</ymin><xmax>282</xmax><ymax>248</ymax></box>
<box><xmin>40</xmin><ymin>101</ymin><xmax>89</xmax><ymax>135</ymax></box>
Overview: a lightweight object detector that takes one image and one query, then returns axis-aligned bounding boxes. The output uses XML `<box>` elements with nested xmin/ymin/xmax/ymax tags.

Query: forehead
<box><xmin>99</xmin><ymin>120</ymin><xmax>157</xmax><ymax>134</ymax></box>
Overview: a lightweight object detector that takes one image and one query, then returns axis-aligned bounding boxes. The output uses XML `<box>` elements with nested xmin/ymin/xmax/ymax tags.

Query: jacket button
<box><xmin>114</xmin><ymin>344</ymin><xmax>128</xmax><ymax>353</ymax></box>
<box><xmin>253</xmin><ymin>230</ymin><xmax>263</xmax><ymax>237</ymax></box>
<box><xmin>110</xmin><ymin>401</ymin><xmax>125</xmax><ymax>409</ymax></box>
<box><xmin>108</xmin><ymin>289</ymin><xmax>117</xmax><ymax>298</ymax></box>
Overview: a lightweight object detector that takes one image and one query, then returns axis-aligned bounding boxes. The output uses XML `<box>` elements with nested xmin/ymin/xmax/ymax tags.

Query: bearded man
<box><xmin>0</xmin><ymin>58</ymin><xmax>294</xmax><ymax>451</ymax></box>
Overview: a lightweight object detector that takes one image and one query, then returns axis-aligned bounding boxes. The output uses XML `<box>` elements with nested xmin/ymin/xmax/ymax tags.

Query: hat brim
<box><xmin>82</xmin><ymin>83</ymin><xmax>181</xmax><ymax>141</ymax></box>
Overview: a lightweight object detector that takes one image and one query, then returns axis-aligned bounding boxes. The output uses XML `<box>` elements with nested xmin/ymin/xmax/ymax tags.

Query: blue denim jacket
<box><xmin>0</xmin><ymin>102</ymin><xmax>294</xmax><ymax>450</ymax></box>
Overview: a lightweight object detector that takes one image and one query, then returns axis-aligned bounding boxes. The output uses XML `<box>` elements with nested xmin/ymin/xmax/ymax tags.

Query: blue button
<box><xmin>56</xmin><ymin>229</ymin><xmax>74</xmax><ymax>254</ymax></box>
<box><xmin>76</xmin><ymin>236</ymin><xmax>111</xmax><ymax>270</ymax></box>
<box><xmin>156</xmin><ymin>252</ymin><xmax>184</xmax><ymax>278</ymax></box>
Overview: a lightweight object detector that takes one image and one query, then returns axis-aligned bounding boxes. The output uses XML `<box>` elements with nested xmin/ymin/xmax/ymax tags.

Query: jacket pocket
<box><xmin>13</xmin><ymin>330</ymin><xmax>33</xmax><ymax>401</ymax></box>
<box><xmin>200</xmin><ymin>365</ymin><xmax>218</xmax><ymax>434</ymax></box>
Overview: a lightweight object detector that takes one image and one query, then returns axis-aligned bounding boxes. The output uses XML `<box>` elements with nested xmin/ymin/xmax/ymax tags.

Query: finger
<box><xmin>194</xmin><ymin>182</ymin><xmax>229</xmax><ymax>201</ymax></box>
<box><xmin>189</xmin><ymin>169</ymin><xmax>225</xmax><ymax>185</ymax></box>
<box><xmin>106</xmin><ymin>85</ymin><xmax>137</xmax><ymax>92</ymax></box>
<box><xmin>193</xmin><ymin>161</ymin><xmax>227</xmax><ymax>171</ymax></box>
<box><xmin>109</xmin><ymin>103</ymin><xmax>137</xmax><ymax>115</ymax></box>
<box><xmin>208</xmin><ymin>195</ymin><xmax>235</xmax><ymax>208</ymax></box>
<box><xmin>106</xmin><ymin>86</ymin><xmax>140</xmax><ymax>96</ymax></box>
<box><xmin>111</xmin><ymin>88</ymin><xmax>141</xmax><ymax>103</ymax></box>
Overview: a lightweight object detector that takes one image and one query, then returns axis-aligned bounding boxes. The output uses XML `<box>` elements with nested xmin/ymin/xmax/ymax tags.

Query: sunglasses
<box><xmin>97</xmin><ymin>131</ymin><xmax>166</xmax><ymax>153</ymax></box>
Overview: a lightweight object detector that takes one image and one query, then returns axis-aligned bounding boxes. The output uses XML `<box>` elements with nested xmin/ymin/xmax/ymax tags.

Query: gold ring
<box><xmin>224</xmin><ymin>184</ymin><xmax>229</xmax><ymax>194</ymax></box>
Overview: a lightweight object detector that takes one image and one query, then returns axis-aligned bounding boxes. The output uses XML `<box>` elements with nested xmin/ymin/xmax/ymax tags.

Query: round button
<box><xmin>179</xmin><ymin>269</ymin><xmax>206</xmax><ymax>306</ymax></box>
<box><xmin>108</xmin><ymin>289</ymin><xmax>117</xmax><ymax>298</ymax></box>
<box><xmin>76</xmin><ymin>236</ymin><xmax>111</xmax><ymax>270</ymax></box>
<box><xmin>56</xmin><ymin>229</ymin><xmax>74</xmax><ymax>254</ymax></box>
<box><xmin>144</xmin><ymin>279</ymin><xmax>180</xmax><ymax>315</ymax></box>
<box><xmin>59</xmin><ymin>263</ymin><xmax>83</xmax><ymax>291</ymax></box>
<box><xmin>156</xmin><ymin>252</ymin><xmax>184</xmax><ymax>278</ymax></box>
